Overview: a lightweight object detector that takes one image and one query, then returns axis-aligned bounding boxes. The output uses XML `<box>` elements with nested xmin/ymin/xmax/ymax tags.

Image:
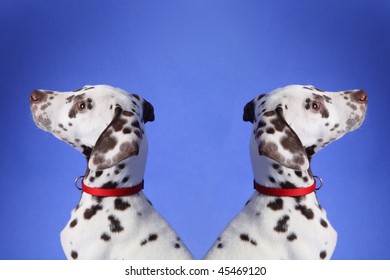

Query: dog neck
<box><xmin>252</xmin><ymin>156</ymin><xmax>315</xmax><ymax>189</ymax></box>
<box><xmin>83</xmin><ymin>157</ymin><xmax>145</xmax><ymax>189</ymax></box>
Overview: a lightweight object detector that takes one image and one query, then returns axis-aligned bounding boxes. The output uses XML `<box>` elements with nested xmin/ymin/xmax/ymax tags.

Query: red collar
<box><xmin>82</xmin><ymin>180</ymin><xmax>144</xmax><ymax>197</ymax></box>
<box><xmin>254</xmin><ymin>180</ymin><xmax>316</xmax><ymax>197</ymax></box>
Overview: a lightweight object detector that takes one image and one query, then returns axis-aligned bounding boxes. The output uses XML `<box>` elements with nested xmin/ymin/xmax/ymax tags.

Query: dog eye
<box><xmin>311</xmin><ymin>101</ymin><xmax>321</xmax><ymax>111</ymax></box>
<box><xmin>77</xmin><ymin>101</ymin><xmax>87</xmax><ymax>111</ymax></box>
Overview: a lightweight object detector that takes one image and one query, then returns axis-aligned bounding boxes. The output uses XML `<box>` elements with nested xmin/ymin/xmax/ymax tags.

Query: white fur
<box><xmin>30</xmin><ymin>85</ymin><xmax>193</xmax><ymax>259</ymax></box>
<box><xmin>204</xmin><ymin>85</ymin><xmax>367</xmax><ymax>260</ymax></box>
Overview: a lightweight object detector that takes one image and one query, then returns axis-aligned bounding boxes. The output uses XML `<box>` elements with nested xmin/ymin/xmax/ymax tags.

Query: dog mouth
<box><xmin>346</xmin><ymin>109</ymin><xmax>366</xmax><ymax>132</ymax></box>
<box><xmin>31</xmin><ymin>110</ymin><xmax>52</xmax><ymax>132</ymax></box>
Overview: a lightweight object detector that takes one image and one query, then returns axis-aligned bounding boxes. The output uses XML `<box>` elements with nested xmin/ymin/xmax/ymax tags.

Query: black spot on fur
<box><xmin>108</xmin><ymin>215</ymin><xmax>124</xmax><ymax>232</ymax></box>
<box><xmin>66</xmin><ymin>95</ymin><xmax>75</xmax><ymax>102</ymax></box>
<box><xmin>69</xmin><ymin>219</ymin><xmax>77</xmax><ymax>228</ymax></box>
<box><xmin>267</xmin><ymin>198</ymin><xmax>284</xmax><ymax>211</ymax></box>
<box><xmin>123</xmin><ymin>128</ymin><xmax>132</xmax><ymax>134</ymax></box>
<box><xmin>320</xmin><ymin>219</ymin><xmax>328</xmax><ymax>228</ymax></box>
<box><xmin>240</xmin><ymin>233</ymin><xmax>249</xmax><ymax>242</ymax></box>
<box><xmin>295</xmin><ymin>205</ymin><xmax>314</xmax><ymax>220</ymax></box>
<box><xmin>269</xmin><ymin>176</ymin><xmax>276</xmax><ymax>183</ymax></box>
<box><xmin>101</xmin><ymin>233</ymin><xmax>111</xmax><ymax>241</ymax></box>
<box><xmin>257</xmin><ymin>120</ymin><xmax>266</xmax><ymax>129</ymax></box>
<box><xmin>101</xmin><ymin>181</ymin><xmax>118</xmax><ymax>189</ymax></box>
<box><xmin>141</xmin><ymin>233</ymin><xmax>158</xmax><ymax>246</ymax></box>
<box><xmin>274</xmin><ymin>215</ymin><xmax>290</xmax><ymax>233</ymax></box>
<box><xmin>122</xmin><ymin>177</ymin><xmax>129</xmax><ymax>183</ymax></box>
<box><xmin>81</xmin><ymin>145</ymin><xmax>92</xmax><ymax>158</ymax></box>
<box><xmin>294</xmin><ymin>171</ymin><xmax>302</xmax><ymax>178</ymax></box>
<box><xmin>83</xmin><ymin>205</ymin><xmax>103</xmax><ymax>220</ymax></box>
<box><xmin>68</xmin><ymin>107</ymin><xmax>78</xmax><ymax>118</ymax></box>
<box><xmin>148</xmin><ymin>233</ymin><xmax>158</xmax><ymax>242</ymax></box>
<box><xmin>114</xmin><ymin>198</ymin><xmax>131</xmax><ymax>210</ymax></box>
<box><xmin>95</xmin><ymin>171</ymin><xmax>103</xmax><ymax>177</ymax></box>
<box><xmin>320</xmin><ymin>251</ymin><xmax>327</xmax><ymax>259</ymax></box>
<box><xmin>131</xmin><ymin>120</ymin><xmax>141</xmax><ymax>130</ymax></box>
<box><xmin>133</xmin><ymin>129</ymin><xmax>142</xmax><ymax>138</ymax></box>
<box><xmin>280</xmin><ymin>181</ymin><xmax>297</xmax><ymax>189</ymax></box>
<box><xmin>287</xmin><ymin>233</ymin><xmax>297</xmax><ymax>241</ymax></box>
<box><xmin>239</xmin><ymin>233</ymin><xmax>257</xmax><ymax>246</ymax></box>
<box><xmin>217</xmin><ymin>243</ymin><xmax>223</xmax><ymax>248</ymax></box>
<box><xmin>266</xmin><ymin>127</ymin><xmax>275</xmax><ymax>134</ymax></box>
<box><xmin>320</xmin><ymin>106</ymin><xmax>329</xmax><ymax>118</ymax></box>
<box><xmin>272</xmin><ymin>164</ymin><xmax>280</xmax><ymax>170</ymax></box>
<box><xmin>305</xmin><ymin>145</ymin><xmax>317</xmax><ymax>157</ymax></box>
<box><xmin>71</xmin><ymin>251</ymin><xmax>78</xmax><ymax>259</ymax></box>
<box><xmin>174</xmin><ymin>243</ymin><xmax>181</xmax><ymax>249</ymax></box>
<box><xmin>93</xmin><ymin>196</ymin><xmax>104</xmax><ymax>203</ymax></box>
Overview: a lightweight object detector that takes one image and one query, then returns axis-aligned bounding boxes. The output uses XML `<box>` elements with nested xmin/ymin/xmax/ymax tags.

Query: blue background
<box><xmin>1</xmin><ymin>0</ymin><xmax>389</xmax><ymax>260</ymax></box>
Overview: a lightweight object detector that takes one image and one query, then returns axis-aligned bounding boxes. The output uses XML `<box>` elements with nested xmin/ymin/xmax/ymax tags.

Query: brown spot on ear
<box><xmin>93</xmin><ymin>130</ymin><xmax>117</xmax><ymax>153</ymax></box>
<box><xmin>92</xmin><ymin>155</ymin><xmax>106</xmax><ymax>167</ymax></box>
<box><xmin>281</xmin><ymin>129</ymin><xmax>304</xmax><ymax>154</ymax></box>
<box><xmin>112</xmin><ymin>117</ymin><xmax>127</xmax><ymax>132</ymax></box>
<box><xmin>293</xmin><ymin>155</ymin><xmax>306</xmax><ymax>166</ymax></box>
<box><xmin>112</xmin><ymin>141</ymin><xmax>139</xmax><ymax>164</ymax></box>
<box><xmin>259</xmin><ymin>141</ymin><xmax>283</xmax><ymax>163</ymax></box>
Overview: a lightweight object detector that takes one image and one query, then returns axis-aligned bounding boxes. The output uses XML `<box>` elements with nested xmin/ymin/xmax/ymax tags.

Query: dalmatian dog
<box><xmin>30</xmin><ymin>85</ymin><xmax>193</xmax><ymax>259</ymax></box>
<box><xmin>204</xmin><ymin>85</ymin><xmax>368</xmax><ymax>260</ymax></box>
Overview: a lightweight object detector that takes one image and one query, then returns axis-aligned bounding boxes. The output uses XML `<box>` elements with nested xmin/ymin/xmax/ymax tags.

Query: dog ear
<box><xmin>88</xmin><ymin>107</ymin><xmax>144</xmax><ymax>171</ymax></box>
<box><xmin>254</xmin><ymin>107</ymin><xmax>309</xmax><ymax>170</ymax></box>
<box><xmin>243</xmin><ymin>99</ymin><xmax>255</xmax><ymax>123</ymax></box>
<box><xmin>143</xmin><ymin>99</ymin><xmax>155</xmax><ymax>123</ymax></box>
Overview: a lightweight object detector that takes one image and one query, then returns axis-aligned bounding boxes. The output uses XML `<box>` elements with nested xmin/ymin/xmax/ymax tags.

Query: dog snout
<box><xmin>351</xmin><ymin>90</ymin><xmax>368</xmax><ymax>104</ymax></box>
<box><xmin>30</xmin><ymin>90</ymin><xmax>47</xmax><ymax>104</ymax></box>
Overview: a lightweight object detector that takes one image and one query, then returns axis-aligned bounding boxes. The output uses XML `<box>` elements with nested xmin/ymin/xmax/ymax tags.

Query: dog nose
<box><xmin>351</xmin><ymin>90</ymin><xmax>368</xmax><ymax>104</ymax></box>
<box><xmin>30</xmin><ymin>90</ymin><xmax>47</xmax><ymax>104</ymax></box>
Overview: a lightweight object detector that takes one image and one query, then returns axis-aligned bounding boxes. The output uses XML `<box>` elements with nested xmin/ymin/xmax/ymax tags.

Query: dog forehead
<box><xmin>258</xmin><ymin>85</ymin><xmax>335</xmax><ymax>108</ymax></box>
<box><xmin>66</xmin><ymin>85</ymin><xmax>141</xmax><ymax>107</ymax></box>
